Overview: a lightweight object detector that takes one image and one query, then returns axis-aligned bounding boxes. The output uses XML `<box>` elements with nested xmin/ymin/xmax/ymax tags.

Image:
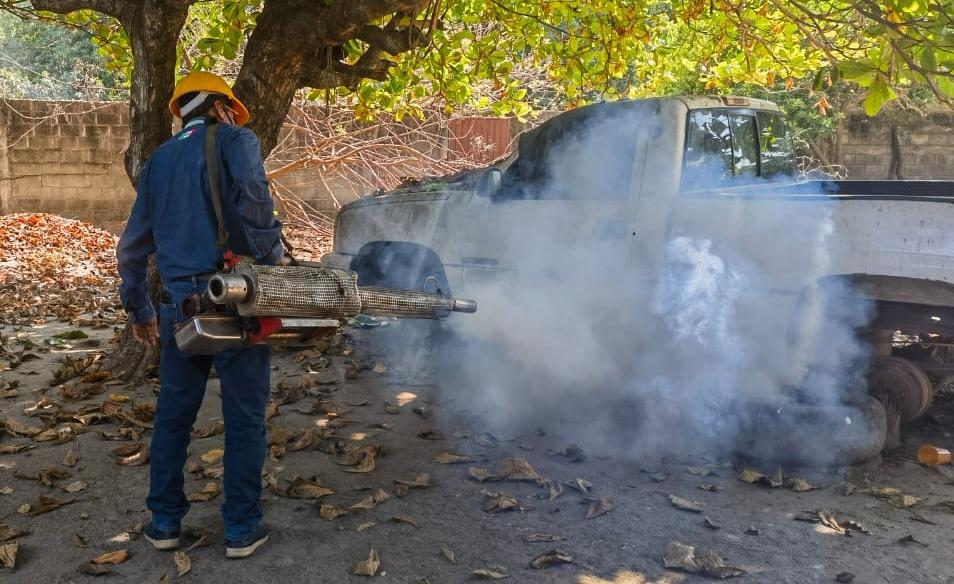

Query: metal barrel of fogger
<box><xmin>207</xmin><ymin>265</ymin><xmax>476</xmax><ymax>319</ymax></box>
<box><xmin>358</xmin><ymin>286</ymin><xmax>477</xmax><ymax>318</ymax></box>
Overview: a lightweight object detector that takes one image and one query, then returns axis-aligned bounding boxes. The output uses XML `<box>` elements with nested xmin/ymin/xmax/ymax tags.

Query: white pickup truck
<box><xmin>323</xmin><ymin>96</ymin><xmax>954</xmax><ymax>462</ymax></box>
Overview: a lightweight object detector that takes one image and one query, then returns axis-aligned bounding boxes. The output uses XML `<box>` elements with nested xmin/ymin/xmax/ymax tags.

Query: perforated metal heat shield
<box><xmin>358</xmin><ymin>287</ymin><xmax>453</xmax><ymax>319</ymax></box>
<box><xmin>234</xmin><ymin>265</ymin><xmax>362</xmax><ymax>318</ymax></box>
<box><xmin>234</xmin><ymin>265</ymin><xmax>456</xmax><ymax>320</ymax></box>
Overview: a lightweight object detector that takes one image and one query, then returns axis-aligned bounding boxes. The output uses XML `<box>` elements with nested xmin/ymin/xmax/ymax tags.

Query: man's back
<box><xmin>134</xmin><ymin>120</ymin><xmax>282</xmax><ymax>285</ymax></box>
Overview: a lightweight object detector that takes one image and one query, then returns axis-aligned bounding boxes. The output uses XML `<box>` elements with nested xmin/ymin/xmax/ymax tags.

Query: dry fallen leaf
<box><xmin>433</xmin><ymin>452</ymin><xmax>477</xmax><ymax>465</ymax></box>
<box><xmin>564</xmin><ymin>478</ymin><xmax>592</xmax><ymax>494</ymax></box>
<box><xmin>0</xmin><ymin>524</ymin><xmax>20</xmax><ymax>543</ymax></box>
<box><xmin>79</xmin><ymin>562</ymin><xmax>115</xmax><ymax>576</ymax></box>
<box><xmin>469</xmin><ymin>467</ymin><xmax>493</xmax><ymax>482</ymax></box>
<box><xmin>289</xmin><ymin>428</ymin><xmax>321</xmax><ymax>452</ymax></box>
<box><xmin>16</xmin><ymin>503</ymin><xmax>30</xmax><ymax>514</ymax></box>
<box><xmin>486</xmin><ymin>458</ymin><xmax>543</xmax><ymax>482</ymax></box>
<box><xmin>0</xmin><ymin>540</ymin><xmax>17</xmax><ymax>569</ymax></box>
<box><xmin>28</xmin><ymin>494</ymin><xmax>75</xmax><ymax>516</ymax></box>
<box><xmin>355</xmin><ymin>521</ymin><xmax>375</xmax><ymax>533</ymax></box>
<box><xmin>669</xmin><ymin>494</ymin><xmax>704</xmax><ymax>513</ymax></box>
<box><xmin>789</xmin><ymin>478</ymin><xmax>817</xmax><ymax>492</ymax></box>
<box><xmin>394</xmin><ymin>473</ymin><xmax>431</xmax><ymax>489</ymax></box>
<box><xmin>354</xmin><ymin>548</ymin><xmax>380</xmax><ymax>577</ymax></box>
<box><xmin>663</xmin><ymin>541</ymin><xmax>746</xmax><ymax>579</ymax></box>
<box><xmin>63</xmin><ymin>480</ymin><xmax>88</xmax><ymax>493</ymax></box>
<box><xmin>200</xmin><ymin>448</ymin><xmax>224</xmax><ymax>464</ymax></box>
<box><xmin>287</xmin><ymin>477</ymin><xmax>334</xmax><ymax>499</ymax></box>
<box><xmin>187</xmin><ymin>482</ymin><xmax>220</xmax><ymax>503</ymax></box>
<box><xmin>391</xmin><ymin>515</ymin><xmax>419</xmax><ymax>527</ymax></box>
<box><xmin>63</xmin><ymin>447</ymin><xmax>78</xmax><ymax>467</ymax></box>
<box><xmin>192</xmin><ymin>419</ymin><xmax>224</xmax><ymax>439</ymax></box>
<box><xmin>174</xmin><ymin>551</ymin><xmax>191</xmax><ymax>577</ymax></box>
<box><xmin>871</xmin><ymin>487</ymin><xmax>920</xmax><ymax>508</ymax></box>
<box><xmin>483</xmin><ymin>494</ymin><xmax>521</xmax><ymax>513</ymax></box>
<box><xmin>0</xmin><ymin>443</ymin><xmax>34</xmax><ymax>454</ymax></box>
<box><xmin>738</xmin><ymin>467</ymin><xmax>765</xmax><ymax>484</ymax></box>
<box><xmin>319</xmin><ymin>505</ymin><xmax>350</xmax><ymax>521</ymax></box>
<box><xmin>526</xmin><ymin>534</ymin><xmax>563</xmax><ymax>543</ymax></box>
<box><xmin>530</xmin><ymin>549</ymin><xmax>573</xmax><ymax>570</ymax></box>
<box><xmin>112</xmin><ymin>442</ymin><xmax>148</xmax><ymax>466</ymax></box>
<box><xmin>3</xmin><ymin>417</ymin><xmax>42</xmax><ymax>438</ymax></box>
<box><xmin>71</xmin><ymin>533</ymin><xmax>88</xmax><ymax>548</ymax></box>
<box><xmin>336</xmin><ymin>446</ymin><xmax>378</xmax><ymax>473</ymax></box>
<box><xmin>542</xmin><ymin>479</ymin><xmax>563</xmax><ymax>501</ymax></box>
<box><xmin>439</xmin><ymin>546</ymin><xmax>456</xmax><ymax>564</ymax></box>
<box><xmin>0</xmin><ymin>487</ymin><xmax>11</xmax><ymax>495</ymax></box>
<box><xmin>473</xmin><ymin>566</ymin><xmax>510</xmax><ymax>579</ymax></box>
<box><xmin>585</xmin><ymin>497</ymin><xmax>614</xmax><ymax>519</ymax></box>
<box><xmin>350</xmin><ymin>488</ymin><xmax>391</xmax><ymax>511</ymax></box>
<box><xmin>92</xmin><ymin>549</ymin><xmax>129</xmax><ymax>565</ymax></box>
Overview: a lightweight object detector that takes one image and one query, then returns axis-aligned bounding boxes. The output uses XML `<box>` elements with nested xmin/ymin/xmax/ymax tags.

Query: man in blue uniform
<box><xmin>117</xmin><ymin>72</ymin><xmax>282</xmax><ymax>559</ymax></box>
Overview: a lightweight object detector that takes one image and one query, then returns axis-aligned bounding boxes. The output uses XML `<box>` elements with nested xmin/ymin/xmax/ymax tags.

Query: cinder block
<box><xmin>37</xmin><ymin>150</ymin><xmax>61</xmax><ymax>163</ymax></box>
<box><xmin>13</xmin><ymin>175</ymin><xmax>41</xmax><ymax>188</ymax></box>
<box><xmin>84</xmin><ymin>125</ymin><xmax>109</xmax><ymax>138</ymax></box>
<box><xmin>61</xmin><ymin>149</ymin><xmax>86</xmax><ymax>164</ymax></box>
<box><xmin>95</xmin><ymin>112</ymin><xmax>122</xmax><ymax>126</ymax></box>
<box><xmin>9</xmin><ymin>149</ymin><xmax>38</xmax><ymax>163</ymax></box>
<box><xmin>59</xmin><ymin>123</ymin><xmax>84</xmax><ymax>137</ymax></box>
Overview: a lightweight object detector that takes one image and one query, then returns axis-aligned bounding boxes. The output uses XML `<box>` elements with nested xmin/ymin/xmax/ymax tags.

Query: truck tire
<box><xmin>737</xmin><ymin>396</ymin><xmax>887</xmax><ymax>467</ymax></box>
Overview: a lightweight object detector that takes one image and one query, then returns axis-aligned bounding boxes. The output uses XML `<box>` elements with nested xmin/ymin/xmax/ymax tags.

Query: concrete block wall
<box><xmin>836</xmin><ymin>108</ymin><xmax>954</xmax><ymax>179</ymax></box>
<box><xmin>0</xmin><ymin>100</ymin><xmax>133</xmax><ymax>223</ymax></box>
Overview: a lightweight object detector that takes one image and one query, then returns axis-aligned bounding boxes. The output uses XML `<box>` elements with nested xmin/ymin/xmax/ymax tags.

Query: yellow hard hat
<box><xmin>168</xmin><ymin>71</ymin><xmax>250</xmax><ymax>126</ymax></box>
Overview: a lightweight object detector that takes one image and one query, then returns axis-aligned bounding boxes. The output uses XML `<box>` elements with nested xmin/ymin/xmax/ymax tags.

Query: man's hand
<box><xmin>132</xmin><ymin>318</ymin><xmax>158</xmax><ymax>348</ymax></box>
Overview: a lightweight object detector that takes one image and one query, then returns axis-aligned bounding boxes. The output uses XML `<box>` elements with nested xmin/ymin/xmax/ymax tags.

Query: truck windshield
<box><xmin>682</xmin><ymin>108</ymin><xmax>796</xmax><ymax>190</ymax></box>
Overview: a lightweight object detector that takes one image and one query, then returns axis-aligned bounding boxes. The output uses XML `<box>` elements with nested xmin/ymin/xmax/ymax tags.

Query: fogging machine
<box><xmin>174</xmin><ymin>263</ymin><xmax>477</xmax><ymax>355</ymax></box>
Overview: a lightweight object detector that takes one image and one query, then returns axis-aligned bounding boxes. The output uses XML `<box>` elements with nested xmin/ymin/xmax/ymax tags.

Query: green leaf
<box><xmin>920</xmin><ymin>48</ymin><xmax>937</xmax><ymax>72</ymax></box>
<box><xmin>862</xmin><ymin>76</ymin><xmax>896</xmax><ymax>116</ymax></box>
<box><xmin>837</xmin><ymin>61</ymin><xmax>875</xmax><ymax>80</ymax></box>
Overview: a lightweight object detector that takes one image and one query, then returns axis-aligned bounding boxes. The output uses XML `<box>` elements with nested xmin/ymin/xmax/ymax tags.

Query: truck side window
<box><xmin>683</xmin><ymin>110</ymin><xmax>733</xmax><ymax>188</ymax></box>
<box><xmin>756</xmin><ymin>111</ymin><xmax>797</xmax><ymax>178</ymax></box>
<box><xmin>728</xmin><ymin>113</ymin><xmax>759</xmax><ymax>178</ymax></box>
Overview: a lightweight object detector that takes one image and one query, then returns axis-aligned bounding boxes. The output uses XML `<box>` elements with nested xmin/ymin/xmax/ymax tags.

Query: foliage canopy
<box><xmin>0</xmin><ymin>0</ymin><xmax>950</xmax><ymax>179</ymax></box>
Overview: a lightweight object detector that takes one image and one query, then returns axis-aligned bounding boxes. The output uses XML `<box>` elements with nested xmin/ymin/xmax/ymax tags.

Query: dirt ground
<box><xmin>2</xmin><ymin>314</ymin><xmax>954</xmax><ymax>584</ymax></box>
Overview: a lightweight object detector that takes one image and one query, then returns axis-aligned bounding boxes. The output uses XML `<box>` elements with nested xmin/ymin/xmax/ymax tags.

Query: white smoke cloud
<box><xmin>387</xmin><ymin>104</ymin><xmax>875</xmax><ymax>464</ymax></box>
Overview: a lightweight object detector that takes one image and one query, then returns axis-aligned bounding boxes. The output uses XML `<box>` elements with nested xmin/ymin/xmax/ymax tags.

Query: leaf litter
<box><xmin>354</xmin><ymin>548</ymin><xmax>380</xmax><ymax>577</ymax></box>
<box><xmin>664</xmin><ymin>541</ymin><xmax>746</xmax><ymax>579</ymax></box>
<box><xmin>530</xmin><ymin>549</ymin><xmax>573</xmax><ymax>570</ymax></box>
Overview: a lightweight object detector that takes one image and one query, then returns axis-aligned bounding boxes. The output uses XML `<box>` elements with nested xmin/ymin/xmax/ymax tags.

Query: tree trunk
<box><xmin>233</xmin><ymin>0</ymin><xmax>309</xmax><ymax>158</ymax></box>
<box><xmin>107</xmin><ymin>1</ymin><xmax>191</xmax><ymax>379</ymax></box>
<box><xmin>120</xmin><ymin>1</ymin><xmax>192</xmax><ymax>184</ymax></box>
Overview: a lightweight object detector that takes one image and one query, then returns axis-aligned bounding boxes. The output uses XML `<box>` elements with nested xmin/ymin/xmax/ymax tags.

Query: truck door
<box><xmin>669</xmin><ymin>108</ymin><xmax>824</xmax><ymax>292</ymax></box>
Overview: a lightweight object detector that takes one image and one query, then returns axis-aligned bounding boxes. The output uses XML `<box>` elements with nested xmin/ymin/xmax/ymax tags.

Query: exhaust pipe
<box><xmin>208</xmin><ymin>273</ymin><xmax>252</xmax><ymax>304</ymax></box>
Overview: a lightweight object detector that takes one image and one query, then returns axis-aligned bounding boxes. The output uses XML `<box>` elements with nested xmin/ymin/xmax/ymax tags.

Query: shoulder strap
<box><xmin>204</xmin><ymin>123</ymin><xmax>229</xmax><ymax>250</ymax></box>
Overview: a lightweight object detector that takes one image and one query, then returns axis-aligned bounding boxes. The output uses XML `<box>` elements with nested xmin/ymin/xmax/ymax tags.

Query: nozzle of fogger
<box><xmin>208</xmin><ymin>273</ymin><xmax>252</xmax><ymax>304</ymax></box>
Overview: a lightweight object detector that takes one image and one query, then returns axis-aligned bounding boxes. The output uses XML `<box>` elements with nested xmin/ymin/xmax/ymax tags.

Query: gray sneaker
<box><xmin>225</xmin><ymin>525</ymin><xmax>269</xmax><ymax>559</ymax></box>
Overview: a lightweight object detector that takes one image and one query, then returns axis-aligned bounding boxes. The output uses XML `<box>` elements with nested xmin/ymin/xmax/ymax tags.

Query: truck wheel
<box><xmin>866</xmin><ymin>355</ymin><xmax>933</xmax><ymax>423</ymax></box>
<box><xmin>737</xmin><ymin>397</ymin><xmax>887</xmax><ymax>467</ymax></box>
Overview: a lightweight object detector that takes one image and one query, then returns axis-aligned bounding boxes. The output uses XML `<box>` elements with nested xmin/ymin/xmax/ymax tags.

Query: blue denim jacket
<box><xmin>117</xmin><ymin>119</ymin><xmax>283</xmax><ymax>324</ymax></box>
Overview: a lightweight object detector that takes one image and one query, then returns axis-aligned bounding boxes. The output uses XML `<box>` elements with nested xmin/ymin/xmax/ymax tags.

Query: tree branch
<box><xmin>30</xmin><ymin>0</ymin><xmax>125</xmax><ymax>17</ymax></box>
<box><xmin>296</xmin><ymin>0</ymin><xmax>430</xmax><ymax>43</ymax></box>
<box><xmin>301</xmin><ymin>60</ymin><xmax>389</xmax><ymax>90</ymax></box>
<box><xmin>355</xmin><ymin>23</ymin><xmax>428</xmax><ymax>55</ymax></box>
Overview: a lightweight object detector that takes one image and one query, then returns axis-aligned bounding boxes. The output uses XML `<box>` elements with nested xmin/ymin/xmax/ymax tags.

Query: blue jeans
<box><xmin>147</xmin><ymin>279</ymin><xmax>271</xmax><ymax>540</ymax></box>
